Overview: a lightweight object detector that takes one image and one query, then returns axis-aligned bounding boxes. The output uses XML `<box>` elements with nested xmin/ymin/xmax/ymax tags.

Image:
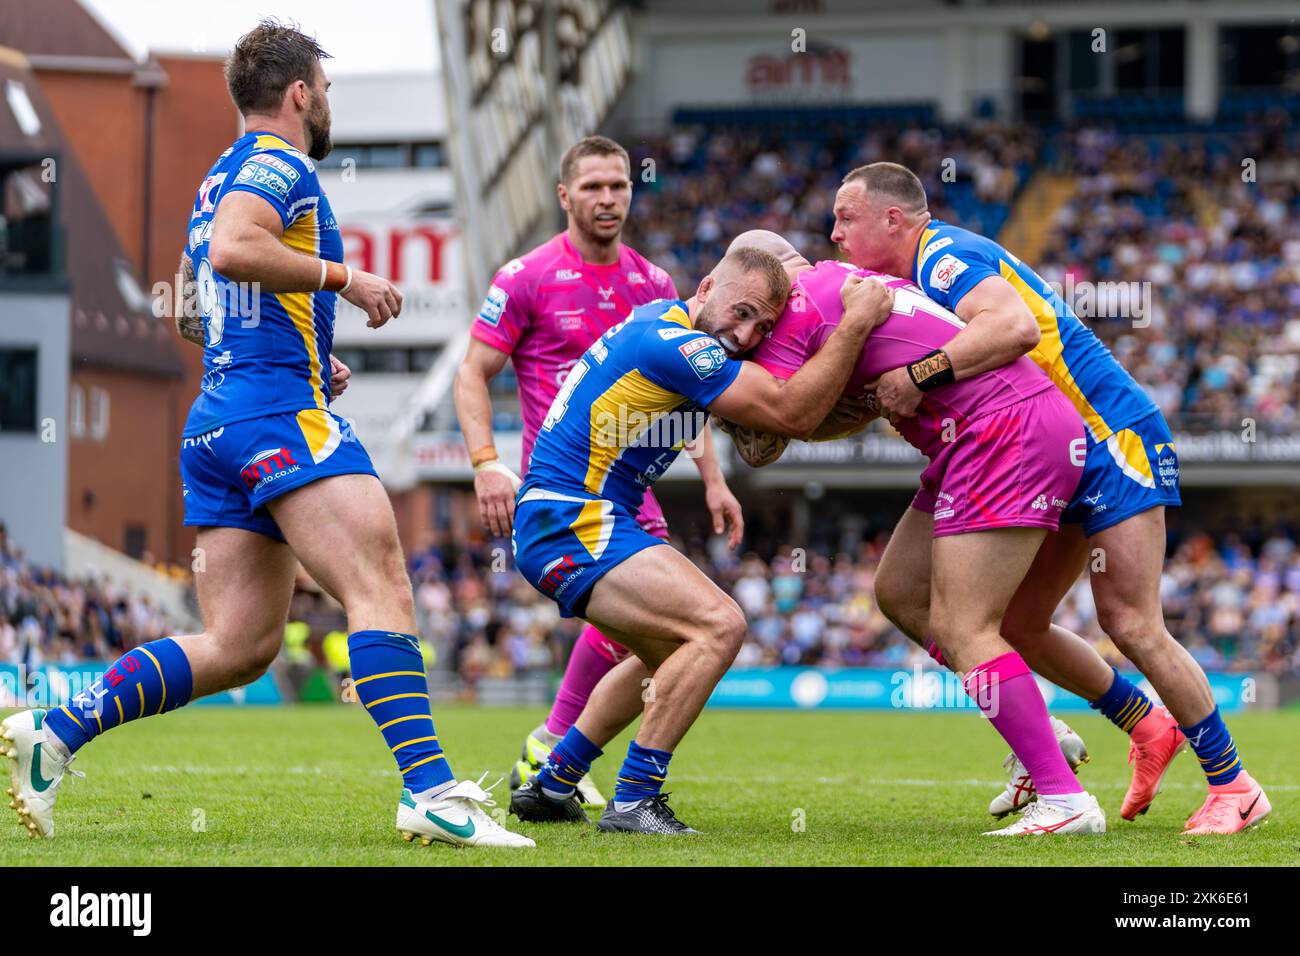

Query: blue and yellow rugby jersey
<box><xmin>182</xmin><ymin>132</ymin><xmax>343</xmax><ymax>437</ymax></box>
<box><xmin>913</xmin><ymin>220</ymin><xmax>1157</xmax><ymax>443</ymax></box>
<box><xmin>521</xmin><ymin>299</ymin><xmax>741</xmax><ymax>512</ymax></box>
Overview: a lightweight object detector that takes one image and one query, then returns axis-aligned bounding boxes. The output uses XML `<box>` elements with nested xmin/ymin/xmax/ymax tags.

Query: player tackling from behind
<box><xmin>508</xmin><ymin>249</ymin><xmax>894</xmax><ymax>833</ymax></box>
<box><xmin>453</xmin><ymin>136</ymin><xmax>743</xmax><ymax>806</ymax></box>
<box><xmin>833</xmin><ymin>163</ymin><xmax>1269</xmax><ymax>834</ymax></box>
<box><xmin>2</xmin><ymin>20</ymin><xmax>532</xmax><ymax>849</ymax></box>
<box><xmin>734</xmin><ymin>232</ymin><xmax>1105</xmax><ymax>835</ymax></box>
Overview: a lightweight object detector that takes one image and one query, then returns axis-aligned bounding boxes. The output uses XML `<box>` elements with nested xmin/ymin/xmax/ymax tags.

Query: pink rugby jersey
<box><xmin>470</xmin><ymin>233</ymin><xmax>678</xmax><ymax>474</ymax></box>
<box><xmin>750</xmin><ymin>260</ymin><xmax>1055</xmax><ymax>460</ymax></box>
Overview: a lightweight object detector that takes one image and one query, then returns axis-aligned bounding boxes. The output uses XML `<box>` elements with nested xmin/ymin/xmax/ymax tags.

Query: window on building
<box><xmin>0</xmin><ymin>349</ymin><xmax>37</xmax><ymax>431</ymax></box>
<box><xmin>89</xmin><ymin>386</ymin><xmax>109</xmax><ymax>441</ymax></box>
<box><xmin>124</xmin><ymin>524</ymin><xmax>146</xmax><ymax>560</ymax></box>
<box><xmin>69</xmin><ymin>383</ymin><xmax>85</xmax><ymax>437</ymax></box>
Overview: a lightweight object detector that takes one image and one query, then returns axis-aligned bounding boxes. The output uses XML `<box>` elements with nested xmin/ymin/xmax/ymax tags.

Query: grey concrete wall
<box><xmin>0</xmin><ymin>292</ymin><xmax>69</xmax><ymax>569</ymax></box>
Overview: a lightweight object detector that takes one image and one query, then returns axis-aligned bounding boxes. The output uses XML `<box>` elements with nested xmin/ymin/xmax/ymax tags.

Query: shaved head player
<box><xmin>453</xmin><ymin>136</ymin><xmax>744</xmax><ymax>807</ymax></box>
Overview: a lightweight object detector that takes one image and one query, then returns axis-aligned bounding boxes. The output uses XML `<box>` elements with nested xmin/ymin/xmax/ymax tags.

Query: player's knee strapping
<box><xmin>45</xmin><ymin>637</ymin><xmax>194</xmax><ymax>754</ymax></box>
<box><xmin>1089</xmin><ymin>665</ymin><xmax>1154</xmax><ymax>733</ymax></box>
<box><xmin>347</xmin><ymin>630</ymin><xmax>454</xmax><ymax>792</ymax></box>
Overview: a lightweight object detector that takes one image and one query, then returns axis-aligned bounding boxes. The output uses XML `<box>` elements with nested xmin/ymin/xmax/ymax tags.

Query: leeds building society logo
<box><xmin>678</xmin><ymin>336</ymin><xmax>728</xmax><ymax>379</ymax></box>
<box><xmin>241</xmin><ymin>447</ymin><xmax>301</xmax><ymax>492</ymax></box>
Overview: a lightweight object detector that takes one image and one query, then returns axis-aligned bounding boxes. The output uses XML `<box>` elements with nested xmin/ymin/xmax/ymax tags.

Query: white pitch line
<box><xmin>129</xmin><ymin>766</ymin><xmax>1299</xmax><ymax>792</ymax></box>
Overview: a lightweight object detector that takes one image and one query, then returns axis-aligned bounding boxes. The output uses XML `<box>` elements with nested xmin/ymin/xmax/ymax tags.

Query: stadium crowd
<box><xmin>403</xmin><ymin>520</ymin><xmax>1300</xmax><ymax>683</ymax></box>
<box><xmin>627</xmin><ymin>121</ymin><xmax>1037</xmax><ymax>303</ymax></box>
<box><xmin>6</xmin><ymin>115</ymin><xmax>1300</xmax><ymax>686</ymax></box>
<box><xmin>623</xmin><ymin>114</ymin><xmax>1300</xmax><ymax>436</ymax></box>
<box><xmin>5</xmin><ymin>513</ymin><xmax>1298</xmax><ymax>682</ymax></box>
<box><xmin>1038</xmin><ymin>113</ymin><xmax>1300</xmax><ymax>436</ymax></box>
<box><xmin>0</xmin><ymin>524</ymin><xmax>176</xmax><ymax>669</ymax></box>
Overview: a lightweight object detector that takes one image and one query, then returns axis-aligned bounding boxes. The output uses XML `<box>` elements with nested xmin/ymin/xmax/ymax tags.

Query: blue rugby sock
<box><xmin>1180</xmin><ymin>707</ymin><xmax>1243</xmax><ymax>786</ymax></box>
<box><xmin>613</xmin><ymin>740</ymin><xmax>672</xmax><ymax>808</ymax></box>
<box><xmin>1089</xmin><ymin>666</ymin><xmax>1154</xmax><ymax>734</ymax></box>
<box><xmin>45</xmin><ymin>637</ymin><xmax>194</xmax><ymax>754</ymax></box>
<box><xmin>536</xmin><ymin>726</ymin><xmax>602</xmax><ymax>800</ymax></box>
<box><xmin>348</xmin><ymin>630</ymin><xmax>454</xmax><ymax>794</ymax></box>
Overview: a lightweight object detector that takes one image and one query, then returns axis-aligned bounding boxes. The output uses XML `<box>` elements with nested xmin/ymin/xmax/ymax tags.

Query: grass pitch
<box><xmin>1</xmin><ymin>705</ymin><xmax>1294</xmax><ymax>866</ymax></box>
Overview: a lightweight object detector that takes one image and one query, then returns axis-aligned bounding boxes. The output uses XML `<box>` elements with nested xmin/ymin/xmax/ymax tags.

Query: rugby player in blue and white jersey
<box><xmin>833</xmin><ymin>163</ymin><xmax>1269</xmax><ymax>835</ymax></box>
<box><xmin>2</xmin><ymin>20</ymin><xmax>532</xmax><ymax>849</ymax></box>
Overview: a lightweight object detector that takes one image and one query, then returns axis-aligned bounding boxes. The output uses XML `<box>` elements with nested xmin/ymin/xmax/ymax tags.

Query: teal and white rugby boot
<box><xmin>397</xmin><ymin>773</ymin><xmax>535</xmax><ymax>848</ymax></box>
<box><xmin>3</xmin><ymin>709</ymin><xmax>83</xmax><ymax>839</ymax></box>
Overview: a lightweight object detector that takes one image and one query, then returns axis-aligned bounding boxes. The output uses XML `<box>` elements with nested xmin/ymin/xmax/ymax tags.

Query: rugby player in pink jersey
<box><xmin>733</xmin><ymin>233</ymin><xmax>1105</xmax><ymax>836</ymax></box>
<box><xmin>453</xmin><ymin>136</ymin><xmax>744</xmax><ymax>805</ymax></box>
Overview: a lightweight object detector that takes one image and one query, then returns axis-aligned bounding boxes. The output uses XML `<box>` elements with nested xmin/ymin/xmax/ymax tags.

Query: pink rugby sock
<box><xmin>963</xmin><ymin>651</ymin><xmax>1082</xmax><ymax>796</ymax></box>
<box><xmin>924</xmin><ymin>636</ymin><xmax>948</xmax><ymax>669</ymax></box>
<box><xmin>544</xmin><ymin>625</ymin><xmax>623</xmax><ymax>736</ymax></box>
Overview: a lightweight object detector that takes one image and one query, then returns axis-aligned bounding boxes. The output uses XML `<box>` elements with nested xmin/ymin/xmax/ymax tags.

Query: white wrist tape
<box><xmin>473</xmin><ymin>459</ymin><xmax>522</xmax><ymax>491</ymax></box>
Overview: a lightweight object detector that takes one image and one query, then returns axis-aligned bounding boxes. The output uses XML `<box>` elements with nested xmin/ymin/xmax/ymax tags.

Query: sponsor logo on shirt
<box><xmin>478</xmin><ymin>284</ymin><xmax>509</xmax><ymax>326</ymax></box>
<box><xmin>597</xmin><ymin>286</ymin><xmax>616</xmax><ymax>309</ymax></box>
<box><xmin>554</xmin><ymin>268</ymin><xmax>582</xmax><ymax>281</ymax></box>
<box><xmin>679</xmin><ymin>336</ymin><xmax>728</xmax><ymax>379</ymax></box>
<box><xmin>1154</xmin><ymin>442</ymin><xmax>1179</xmax><ymax>488</ymax></box>
<box><xmin>502</xmin><ymin>258</ymin><xmax>525</xmax><ymax>277</ymax></box>
<box><xmin>658</xmin><ymin>327</ymin><xmax>695</xmax><ymax>340</ymax></box>
<box><xmin>195</xmin><ymin>173</ymin><xmax>227</xmax><ymax>216</ymax></box>
<box><xmin>930</xmin><ymin>254</ymin><xmax>968</xmax><ymax>292</ymax></box>
<box><xmin>248</xmin><ymin>152</ymin><xmax>301</xmax><ymax>183</ymax></box>
<box><xmin>628</xmin><ymin>271</ymin><xmax>646</xmax><ymax>285</ymax></box>
<box><xmin>918</xmin><ymin>235</ymin><xmax>953</xmax><ymax>269</ymax></box>
<box><xmin>235</xmin><ymin>160</ymin><xmax>292</xmax><ymax>201</ymax></box>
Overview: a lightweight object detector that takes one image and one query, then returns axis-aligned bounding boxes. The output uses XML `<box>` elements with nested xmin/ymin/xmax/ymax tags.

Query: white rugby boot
<box><xmin>397</xmin><ymin>773</ymin><xmax>536</xmax><ymax>848</ymax></box>
<box><xmin>988</xmin><ymin>717</ymin><xmax>1089</xmax><ymax>818</ymax></box>
<box><xmin>3</xmin><ymin>709</ymin><xmax>83</xmax><ymax>839</ymax></box>
<box><xmin>983</xmin><ymin>793</ymin><xmax>1106</xmax><ymax>836</ymax></box>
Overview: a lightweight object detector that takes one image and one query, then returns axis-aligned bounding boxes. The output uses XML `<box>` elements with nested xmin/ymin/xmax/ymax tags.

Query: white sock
<box><xmin>531</xmin><ymin>724</ymin><xmax>562</xmax><ymax>748</ymax></box>
<box><xmin>43</xmin><ymin>725</ymin><xmax>72</xmax><ymax>762</ymax></box>
<box><xmin>412</xmin><ymin>780</ymin><xmax>456</xmax><ymax>802</ymax></box>
<box><xmin>540</xmin><ymin>783</ymin><xmax>576</xmax><ymax>802</ymax></box>
<box><xmin>1038</xmin><ymin>791</ymin><xmax>1091</xmax><ymax>814</ymax></box>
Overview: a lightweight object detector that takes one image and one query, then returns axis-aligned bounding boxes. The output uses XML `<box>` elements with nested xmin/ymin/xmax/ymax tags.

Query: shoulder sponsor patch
<box><xmin>678</xmin><ymin>335</ymin><xmax>728</xmax><ymax>379</ymax></box>
<box><xmin>196</xmin><ymin>173</ymin><xmax>226</xmax><ymax>215</ymax></box>
<box><xmin>502</xmin><ymin>257</ymin><xmax>525</xmax><ymax>277</ymax></box>
<box><xmin>478</xmin><ymin>284</ymin><xmax>509</xmax><ymax>326</ymax></box>
<box><xmin>929</xmin><ymin>253</ymin><xmax>968</xmax><ymax>292</ymax></box>
<box><xmin>658</xmin><ymin>326</ymin><xmax>695</xmax><ymax>340</ymax></box>
<box><xmin>234</xmin><ymin>159</ymin><xmax>294</xmax><ymax>202</ymax></box>
<box><xmin>918</xmin><ymin>235</ymin><xmax>953</xmax><ymax>269</ymax></box>
<box><xmin>248</xmin><ymin>152</ymin><xmax>302</xmax><ymax>183</ymax></box>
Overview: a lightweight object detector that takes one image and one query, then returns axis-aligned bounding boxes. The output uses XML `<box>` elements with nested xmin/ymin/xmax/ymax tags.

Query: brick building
<box><xmin>1</xmin><ymin>0</ymin><xmax>240</xmax><ymax>565</ymax></box>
